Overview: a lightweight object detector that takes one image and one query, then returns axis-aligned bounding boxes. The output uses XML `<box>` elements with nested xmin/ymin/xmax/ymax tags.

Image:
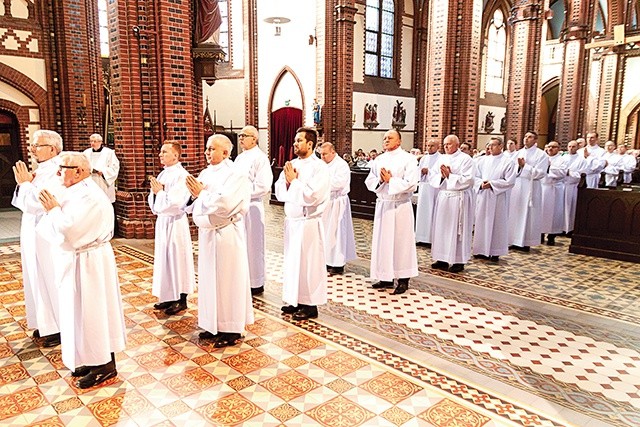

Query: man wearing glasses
<box><xmin>83</xmin><ymin>134</ymin><xmax>120</xmax><ymax>204</ymax></box>
<box><xmin>233</xmin><ymin>126</ymin><xmax>273</xmax><ymax>296</ymax></box>
<box><xmin>12</xmin><ymin>130</ymin><xmax>66</xmax><ymax>348</ymax></box>
<box><xmin>37</xmin><ymin>152</ymin><xmax>126</xmax><ymax>389</ymax></box>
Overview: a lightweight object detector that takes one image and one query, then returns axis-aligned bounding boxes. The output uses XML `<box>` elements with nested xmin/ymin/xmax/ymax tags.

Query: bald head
<box><xmin>443</xmin><ymin>135</ymin><xmax>460</xmax><ymax>155</ymax></box>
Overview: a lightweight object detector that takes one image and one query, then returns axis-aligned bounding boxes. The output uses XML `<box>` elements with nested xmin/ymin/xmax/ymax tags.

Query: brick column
<box><xmin>244</xmin><ymin>0</ymin><xmax>259</xmax><ymax>126</ymax></box>
<box><xmin>108</xmin><ymin>0</ymin><xmax>201</xmax><ymax>237</ymax></box>
<box><xmin>423</xmin><ymin>0</ymin><xmax>482</xmax><ymax>144</ymax></box>
<box><xmin>413</xmin><ymin>19</ymin><xmax>429</xmax><ymax>151</ymax></box>
<box><xmin>45</xmin><ymin>0</ymin><xmax>104</xmax><ymax>148</ymax></box>
<box><xmin>324</xmin><ymin>0</ymin><xmax>356</xmax><ymax>155</ymax></box>
<box><xmin>555</xmin><ymin>0</ymin><xmax>595</xmax><ymax>143</ymax></box>
<box><xmin>505</xmin><ymin>0</ymin><xmax>546</xmax><ymax>141</ymax></box>
<box><xmin>594</xmin><ymin>48</ymin><xmax>625</xmax><ymax>140</ymax></box>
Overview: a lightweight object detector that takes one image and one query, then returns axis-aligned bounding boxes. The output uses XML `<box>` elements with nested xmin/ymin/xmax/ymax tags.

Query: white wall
<box><xmin>0</xmin><ymin>56</ymin><xmax>47</xmax><ymax>90</ymax></box>
<box><xmin>352</xmin><ymin>92</ymin><xmax>415</xmax><ymax>131</ymax></box>
<box><xmin>202</xmin><ymin>79</ymin><xmax>245</xmax><ymax>131</ymax></box>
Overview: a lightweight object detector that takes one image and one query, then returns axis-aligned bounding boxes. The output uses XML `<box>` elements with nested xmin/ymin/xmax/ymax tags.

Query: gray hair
<box><xmin>89</xmin><ymin>133</ymin><xmax>103</xmax><ymax>142</ymax></box>
<box><xmin>242</xmin><ymin>125</ymin><xmax>259</xmax><ymax>140</ymax></box>
<box><xmin>33</xmin><ymin>129</ymin><xmax>63</xmax><ymax>154</ymax></box>
<box><xmin>62</xmin><ymin>152</ymin><xmax>91</xmax><ymax>172</ymax></box>
<box><xmin>208</xmin><ymin>134</ymin><xmax>233</xmax><ymax>155</ymax></box>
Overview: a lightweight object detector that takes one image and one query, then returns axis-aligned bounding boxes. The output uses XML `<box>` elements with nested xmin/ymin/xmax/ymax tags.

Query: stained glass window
<box><xmin>485</xmin><ymin>9</ymin><xmax>506</xmax><ymax>94</ymax></box>
<box><xmin>365</xmin><ymin>0</ymin><xmax>394</xmax><ymax>78</ymax></box>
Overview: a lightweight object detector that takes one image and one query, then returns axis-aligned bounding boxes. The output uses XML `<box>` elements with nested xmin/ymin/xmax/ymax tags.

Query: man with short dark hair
<box><xmin>365</xmin><ymin>129</ymin><xmax>418</xmax><ymax>295</ymax></box>
<box><xmin>148</xmin><ymin>141</ymin><xmax>195</xmax><ymax>315</ymax></box>
<box><xmin>509</xmin><ymin>131</ymin><xmax>549</xmax><ymax>251</ymax></box>
<box><xmin>540</xmin><ymin>141</ymin><xmax>567</xmax><ymax>246</ymax></box>
<box><xmin>275</xmin><ymin>127</ymin><xmax>330</xmax><ymax>319</ymax></box>
<box><xmin>415</xmin><ymin>138</ymin><xmax>441</xmax><ymax>246</ymax></box>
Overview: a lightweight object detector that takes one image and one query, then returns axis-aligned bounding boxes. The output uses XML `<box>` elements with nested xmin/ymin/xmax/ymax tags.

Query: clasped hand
<box><xmin>185</xmin><ymin>175</ymin><xmax>204</xmax><ymax>198</ymax></box>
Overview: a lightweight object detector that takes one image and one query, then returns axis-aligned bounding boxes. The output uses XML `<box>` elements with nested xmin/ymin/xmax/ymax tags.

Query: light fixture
<box><xmin>264</xmin><ymin>16</ymin><xmax>291</xmax><ymax>36</ymax></box>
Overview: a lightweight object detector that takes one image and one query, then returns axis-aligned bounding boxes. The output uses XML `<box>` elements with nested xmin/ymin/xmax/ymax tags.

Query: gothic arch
<box><xmin>0</xmin><ymin>63</ymin><xmax>48</xmax><ymax>109</ymax></box>
<box><xmin>617</xmin><ymin>91</ymin><xmax>640</xmax><ymax>147</ymax></box>
<box><xmin>540</xmin><ymin>77</ymin><xmax>560</xmax><ymax>144</ymax></box>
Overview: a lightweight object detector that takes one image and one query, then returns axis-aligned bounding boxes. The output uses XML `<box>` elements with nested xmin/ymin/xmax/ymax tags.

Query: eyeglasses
<box><xmin>31</xmin><ymin>144</ymin><xmax>52</xmax><ymax>149</ymax></box>
<box><xmin>58</xmin><ymin>165</ymin><xmax>79</xmax><ymax>171</ymax></box>
<box><xmin>238</xmin><ymin>134</ymin><xmax>254</xmax><ymax>138</ymax></box>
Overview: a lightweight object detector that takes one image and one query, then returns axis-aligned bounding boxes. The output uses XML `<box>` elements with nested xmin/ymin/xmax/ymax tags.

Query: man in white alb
<box><xmin>508</xmin><ymin>131</ymin><xmax>549</xmax><ymax>252</ymax></box>
<box><xmin>12</xmin><ymin>130</ymin><xmax>66</xmax><ymax>348</ymax></box>
<box><xmin>185</xmin><ymin>134</ymin><xmax>253</xmax><ymax>348</ymax></box>
<box><xmin>148</xmin><ymin>141</ymin><xmax>195</xmax><ymax>315</ymax></box>
<box><xmin>234</xmin><ymin>125</ymin><xmax>273</xmax><ymax>296</ymax></box>
<box><xmin>415</xmin><ymin>138</ymin><xmax>441</xmax><ymax>246</ymax></box>
<box><xmin>83</xmin><ymin>133</ymin><xmax>120</xmax><ymax>203</ymax></box>
<box><xmin>365</xmin><ymin>129</ymin><xmax>418</xmax><ymax>295</ymax></box>
<box><xmin>562</xmin><ymin>140</ymin><xmax>586</xmax><ymax>236</ymax></box>
<box><xmin>618</xmin><ymin>143</ymin><xmax>637</xmax><ymax>184</ymax></box>
<box><xmin>602</xmin><ymin>140</ymin><xmax>623</xmax><ymax>187</ymax></box>
<box><xmin>37</xmin><ymin>152</ymin><xmax>126</xmax><ymax>389</ymax></box>
<box><xmin>472</xmin><ymin>137</ymin><xmax>516</xmax><ymax>262</ymax></box>
<box><xmin>581</xmin><ymin>132</ymin><xmax>606</xmax><ymax>188</ymax></box>
<box><xmin>429</xmin><ymin>135</ymin><xmax>475</xmax><ymax>273</ymax></box>
<box><xmin>540</xmin><ymin>141</ymin><xmax>567</xmax><ymax>246</ymax></box>
<box><xmin>319</xmin><ymin>142</ymin><xmax>356</xmax><ymax>275</ymax></box>
<box><xmin>275</xmin><ymin>128</ymin><xmax>330</xmax><ymax>319</ymax></box>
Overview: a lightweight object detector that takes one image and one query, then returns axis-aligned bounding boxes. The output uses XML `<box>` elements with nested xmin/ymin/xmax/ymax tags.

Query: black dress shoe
<box><xmin>72</xmin><ymin>366</ymin><xmax>91</xmax><ymax>378</ymax></box>
<box><xmin>42</xmin><ymin>333</ymin><xmax>61</xmax><ymax>348</ymax></box>
<box><xmin>416</xmin><ymin>242</ymin><xmax>431</xmax><ymax>248</ymax></box>
<box><xmin>431</xmin><ymin>261</ymin><xmax>449</xmax><ymax>271</ymax></box>
<box><xmin>281</xmin><ymin>305</ymin><xmax>298</xmax><ymax>314</ymax></box>
<box><xmin>448</xmin><ymin>263</ymin><xmax>465</xmax><ymax>273</ymax></box>
<box><xmin>33</xmin><ymin>329</ymin><xmax>40</xmax><ymax>338</ymax></box>
<box><xmin>510</xmin><ymin>245</ymin><xmax>530</xmax><ymax>252</ymax></box>
<box><xmin>164</xmin><ymin>301</ymin><xmax>187</xmax><ymax>315</ymax></box>
<box><xmin>154</xmin><ymin>301</ymin><xmax>174</xmax><ymax>310</ymax></box>
<box><xmin>77</xmin><ymin>365</ymin><xmax>117</xmax><ymax>389</ymax></box>
<box><xmin>372</xmin><ymin>281</ymin><xmax>394</xmax><ymax>289</ymax></box>
<box><xmin>546</xmin><ymin>235</ymin><xmax>556</xmax><ymax>246</ymax></box>
<box><xmin>292</xmin><ymin>305</ymin><xmax>318</xmax><ymax>320</ymax></box>
<box><xmin>392</xmin><ymin>282</ymin><xmax>408</xmax><ymax>295</ymax></box>
<box><xmin>199</xmin><ymin>330</ymin><xmax>218</xmax><ymax>340</ymax></box>
<box><xmin>251</xmin><ymin>286</ymin><xmax>264</xmax><ymax>296</ymax></box>
<box><xmin>489</xmin><ymin>256</ymin><xmax>499</xmax><ymax>262</ymax></box>
<box><xmin>214</xmin><ymin>332</ymin><xmax>242</xmax><ymax>348</ymax></box>
<box><xmin>473</xmin><ymin>254</ymin><xmax>489</xmax><ymax>260</ymax></box>
<box><xmin>328</xmin><ymin>266</ymin><xmax>344</xmax><ymax>275</ymax></box>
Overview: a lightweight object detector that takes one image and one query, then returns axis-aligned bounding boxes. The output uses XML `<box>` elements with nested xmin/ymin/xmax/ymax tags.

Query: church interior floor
<box><xmin>0</xmin><ymin>203</ymin><xmax>638</xmax><ymax>426</ymax></box>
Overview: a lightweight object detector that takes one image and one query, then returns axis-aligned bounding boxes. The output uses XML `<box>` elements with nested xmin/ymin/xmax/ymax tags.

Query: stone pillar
<box><xmin>505</xmin><ymin>0</ymin><xmax>546</xmax><ymax>141</ymax></box>
<box><xmin>423</xmin><ymin>0</ymin><xmax>482</xmax><ymax>144</ymax></box>
<box><xmin>45</xmin><ymin>0</ymin><xmax>104</xmax><ymax>148</ymax></box>
<box><xmin>555</xmin><ymin>0</ymin><xmax>595</xmax><ymax>143</ymax></box>
<box><xmin>108</xmin><ymin>0</ymin><xmax>202</xmax><ymax>237</ymax></box>
<box><xmin>324</xmin><ymin>0</ymin><xmax>356</xmax><ymax>155</ymax></box>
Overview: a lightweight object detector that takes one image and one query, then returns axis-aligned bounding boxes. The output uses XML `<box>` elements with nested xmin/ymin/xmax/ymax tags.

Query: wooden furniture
<box><xmin>569</xmin><ymin>186</ymin><xmax>640</xmax><ymax>263</ymax></box>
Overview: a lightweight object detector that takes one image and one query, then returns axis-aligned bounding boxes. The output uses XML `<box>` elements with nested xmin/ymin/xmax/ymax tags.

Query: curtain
<box><xmin>270</xmin><ymin>107</ymin><xmax>302</xmax><ymax>167</ymax></box>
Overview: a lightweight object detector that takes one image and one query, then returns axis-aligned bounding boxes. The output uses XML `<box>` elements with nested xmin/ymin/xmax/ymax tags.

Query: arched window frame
<box><xmin>364</xmin><ymin>0</ymin><xmax>396</xmax><ymax>79</ymax></box>
<box><xmin>484</xmin><ymin>8</ymin><xmax>507</xmax><ymax>95</ymax></box>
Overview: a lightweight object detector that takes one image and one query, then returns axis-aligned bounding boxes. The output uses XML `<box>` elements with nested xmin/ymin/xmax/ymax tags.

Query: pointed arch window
<box><xmin>485</xmin><ymin>9</ymin><xmax>506</xmax><ymax>94</ymax></box>
<box><xmin>98</xmin><ymin>0</ymin><xmax>109</xmax><ymax>57</ymax></box>
<box><xmin>218</xmin><ymin>0</ymin><xmax>230</xmax><ymax>61</ymax></box>
<box><xmin>365</xmin><ymin>0</ymin><xmax>394</xmax><ymax>78</ymax></box>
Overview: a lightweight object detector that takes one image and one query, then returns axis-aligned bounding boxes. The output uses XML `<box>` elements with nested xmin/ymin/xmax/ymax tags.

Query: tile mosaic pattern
<box><xmin>1</xmin><ymin>244</ymin><xmax>553</xmax><ymax>427</ymax></box>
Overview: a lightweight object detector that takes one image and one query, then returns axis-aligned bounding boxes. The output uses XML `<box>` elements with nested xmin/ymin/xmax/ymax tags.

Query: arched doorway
<box><xmin>0</xmin><ymin>111</ymin><xmax>22</xmax><ymax>208</ymax></box>
<box><xmin>540</xmin><ymin>78</ymin><xmax>559</xmax><ymax>146</ymax></box>
<box><xmin>268</xmin><ymin>67</ymin><xmax>305</xmax><ymax>166</ymax></box>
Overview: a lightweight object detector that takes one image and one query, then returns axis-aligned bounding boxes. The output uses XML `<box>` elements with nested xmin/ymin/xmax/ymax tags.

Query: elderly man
<box><xmin>472</xmin><ymin>137</ymin><xmax>516</xmax><ymax>262</ymax></box>
<box><xmin>275</xmin><ymin>128</ymin><xmax>330</xmax><ymax>319</ymax></box>
<box><xmin>320</xmin><ymin>142</ymin><xmax>356</xmax><ymax>275</ymax></box>
<box><xmin>83</xmin><ymin>134</ymin><xmax>120</xmax><ymax>203</ymax></box>
<box><xmin>12</xmin><ymin>130</ymin><xmax>66</xmax><ymax>347</ymax></box>
<box><xmin>429</xmin><ymin>135</ymin><xmax>475</xmax><ymax>273</ymax></box>
<box><xmin>365</xmin><ymin>129</ymin><xmax>418</xmax><ymax>295</ymax></box>
<box><xmin>234</xmin><ymin>125</ymin><xmax>273</xmax><ymax>296</ymax></box>
<box><xmin>415</xmin><ymin>138</ymin><xmax>441</xmax><ymax>246</ymax></box>
<box><xmin>148</xmin><ymin>141</ymin><xmax>195</xmax><ymax>315</ymax></box>
<box><xmin>185</xmin><ymin>134</ymin><xmax>253</xmax><ymax>347</ymax></box>
<box><xmin>540</xmin><ymin>141</ymin><xmax>568</xmax><ymax>246</ymax></box>
<box><xmin>37</xmin><ymin>152</ymin><xmax>126</xmax><ymax>389</ymax></box>
<box><xmin>563</xmin><ymin>140</ymin><xmax>587</xmax><ymax>236</ymax></box>
<box><xmin>581</xmin><ymin>132</ymin><xmax>606</xmax><ymax>188</ymax></box>
<box><xmin>509</xmin><ymin>131</ymin><xmax>549</xmax><ymax>252</ymax></box>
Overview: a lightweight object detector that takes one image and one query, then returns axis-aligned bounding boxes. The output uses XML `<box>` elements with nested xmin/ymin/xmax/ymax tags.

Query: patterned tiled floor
<box><xmin>1</xmin><ymin>202</ymin><xmax>639</xmax><ymax>426</ymax></box>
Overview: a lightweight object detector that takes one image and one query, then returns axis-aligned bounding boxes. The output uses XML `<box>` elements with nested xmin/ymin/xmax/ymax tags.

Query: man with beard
<box><xmin>275</xmin><ymin>128</ymin><xmax>330</xmax><ymax>319</ymax></box>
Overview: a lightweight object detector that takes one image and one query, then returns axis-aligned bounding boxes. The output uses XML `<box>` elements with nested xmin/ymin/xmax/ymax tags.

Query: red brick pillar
<box><xmin>108</xmin><ymin>0</ymin><xmax>202</xmax><ymax>237</ymax></box>
<box><xmin>44</xmin><ymin>0</ymin><xmax>104</xmax><ymax>148</ymax></box>
<box><xmin>555</xmin><ymin>0</ymin><xmax>595</xmax><ymax>143</ymax></box>
<box><xmin>505</xmin><ymin>0</ymin><xmax>546</xmax><ymax>141</ymax></box>
<box><xmin>423</xmin><ymin>0</ymin><xmax>482</xmax><ymax>144</ymax></box>
<box><xmin>324</xmin><ymin>0</ymin><xmax>356</xmax><ymax>156</ymax></box>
